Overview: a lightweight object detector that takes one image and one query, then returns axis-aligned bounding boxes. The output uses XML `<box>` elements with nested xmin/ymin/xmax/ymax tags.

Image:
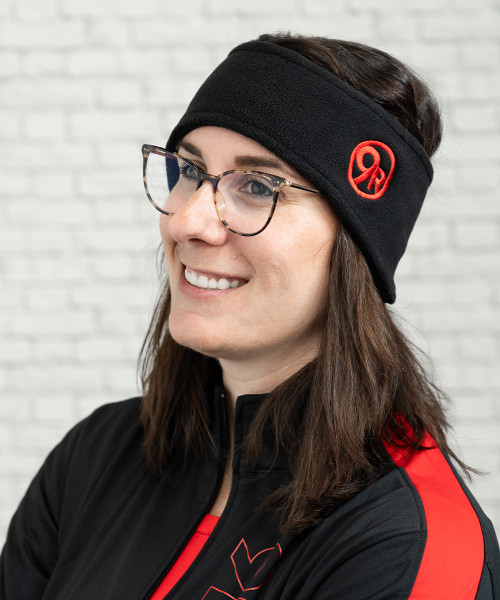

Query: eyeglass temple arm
<box><xmin>286</xmin><ymin>182</ymin><xmax>321</xmax><ymax>194</ymax></box>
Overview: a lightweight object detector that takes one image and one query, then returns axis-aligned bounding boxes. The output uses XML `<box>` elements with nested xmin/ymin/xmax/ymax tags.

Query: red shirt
<box><xmin>150</xmin><ymin>514</ymin><xmax>219</xmax><ymax>599</ymax></box>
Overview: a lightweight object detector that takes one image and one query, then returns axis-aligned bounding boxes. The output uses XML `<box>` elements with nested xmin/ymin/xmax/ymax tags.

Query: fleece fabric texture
<box><xmin>167</xmin><ymin>40</ymin><xmax>434</xmax><ymax>303</ymax></box>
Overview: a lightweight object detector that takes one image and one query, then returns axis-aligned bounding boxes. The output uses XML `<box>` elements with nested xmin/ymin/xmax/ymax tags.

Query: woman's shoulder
<box><xmin>320</xmin><ymin>439</ymin><xmax>499</xmax><ymax>598</ymax></box>
<box><xmin>29</xmin><ymin>397</ymin><xmax>145</xmax><ymax>504</ymax></box>
<box><xmin>55</xmin><ymin>397</ymin><xmax>143</xmax><ymax>453</ymax></box>
<box><xmin>300</xmin><ymin>450</ymin><xmax>499</xmax><ymax>598</ymax></box>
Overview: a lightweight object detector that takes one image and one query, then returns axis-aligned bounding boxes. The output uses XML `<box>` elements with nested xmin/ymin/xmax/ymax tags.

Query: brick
<box><xmin>0</xmin><ymin>453</ymin><xmax>44</xmax><ymax>477</ymax></box>
<box><xmin>67</xmin><ymin>50</ymin><xmax>117</xmax><ymax>76</ymax></box>
<box><xmin>397</xmin><ymin>42</ymin><xmax>459</xmax><ymax>71</ymax></box>
<box><xmin>75</xmin><ymin>396</ymin><xmax>119</xmax><ymax>421</ymax></box>
<box><xmin>349</xmin><ymin>0</ymin><xmax>453</xmax><ymax>10</ymax></box>
<box><xmin>60</xmin><ymin>0</ymin><xmax>159</xmax><ymax>17</ymax></box>
<box><xmin>69</xmin><ymin>110</ymin><xmax>153</xmax><ymax>139</ymax></box>
<box><xmin>453</xmin><ymin>104</ymin><xmax>498</xmax><ymax>132</ymax></box>
<box><xmin>89</xmin><ymin>20</ymin><xmax>131</xmax><ymax>47</ymax></box>
<box><xmin>0</xmin><ymin>112</ymin><xmax>20</xmax><ymax>138</ymax></box>
<box><xmin>93</xmin><ymin>257</ymin><xmax>136</xmax><ymax>280</ymax></box>
<box><xmin>422</xmin><ymin>307</ymin><xmax>500</xmax><ymax>334</ymax></box>
<box><xmin>0</xmin><ymin>172</ymin><xmax>28</xmax><ymax>196</ymax></box>
<box><xmin>453</xmin><ymin>392</ymin><xmax>496</xmax><ymax>420</ymax></box>
<box><xmin>407</xmin><ymin>220</ymin><xmax>451</xmax><ymax>250</ymax></box>
<box><xmin>7</xmin><ymin>421</ymin><xmax>67</xmax><ymax>453</ymax></box>
<box><xmin>23</xmin><ymin>111</ymin><xmax>66</xmax><ymax>140</ymax></box>
<box><xmin>105</xmin><ymin>364</ymin><xmax>141</xmax><ymax>394</ymax></box>
<box><xmin>93</xmin><ymin>200</ymin><xmax>137</xmax><ymax>225</ymax></box>
<box><xmin>0</xmin><ymin>231</ymin><xmax>27</xmax><ymax>252</ymax></box>
<box><xmin>5</xmin><ymin>310</ymin><xmax>95</xmax><ymax>336</ymax></box>
<box><xmin>75</xmin><ymin>338</ymin><xmax>136</xmax><ymax>361</ymax></box>
<box><xmin>0</xmin><ymin>79</ymin><xmax>94</xmax><ymax>108</ymax></box>
<box><xmin>459</xmin><ymin>42</ymin><xmax>500</xmax><ymax>68</ymax></box>
<box><xmin>33</xmin><ymin>340</ymin><xmax>75</xmax><ymax>361</ymax></box>
<box><xmin>71</xmin><ymin>284</ymin><xmax>151</xmax><ymax>308</ymax></box>
<box><xmin>0</xmin><ymin>22</ymin><xmax>86</xmax><ymax>49</ymax></box>
<box><xmin>463</xmin><ymin>164</ymin><xmax>500</xmax><ymax>190</ymax></box>
<box><xmin>33</xmin><ymin>172</ymin><xmax>74</xmax><ymax>197</ymax></box>
<box><xmin>0</xmin><ymin>52</ymin><xmax>20</xmax><ymax>76</ymax></box>
<box><xmin>421</xmin><ymin>187</ymin><xmax>499</xmax><ymax>218</ymax></box>
<box><xmin>0</xmin><ymin>287</ymin><xmax>23</xmax><ymax>310</ymax></box>
<box><xmin>114</xmin><ymin>50</ymin><xmax>167</xmax><ymax>76</ymax></box>
<box><xmin>446</xmin><ymin>281</ymin><xmax>493</xmax><ymax>304</ymax></box>
<box><xmin>377</xmin><ymin>15</ymin><xmax>420</xmax><ymax>42</ymax></box>
<box><xmin>457</xmin><ymin>335</ymin><xmax>498</xmax><ymax>359</ymax></box>
<box><xmin>22</xmin><ymin>51</ymin><xmax>64</xmax><ymax>76</ymax></box>
<box><xmin>27</xmin><ymin>288</ymin><xmax>70</xmax><ymax>309</ymax></box>
<box><xmin>452</xmin><ymin>220</ymin><xmax>498</xmax><ymax>249</ymax></box>
<box><xmin>77</xmin><ymin>168</ymin><xmax>138</xmax><ymax>196</ymax></box>
<box><xmin>11</xmin><ymin>365</ymin><xmax>103</xmax><ymax>392</ymax></box>
<box><xmin>0</xmin><ymin>0</ymin><xmax>11</xmax><ymax>17</ymax></box>
<box><xmin>98</xmin><ymin>81</ymin><xmax>142</xmax><ymax>107</ymax></box>
<box><xmin>75</xmin><ymin>228</ymin><xmax>140</xmax><ymax>251</ymax></box>
<box><xmin>98</xmin><ymin>309</ymin><xmax>146</xmax><ymax>334</ymax></box>
<box><xmin>207</xmin><ymin>0</ymin><xmax>293</xmax><ymax>13</ymax></box>
<box><xmin>2</xmin><ymin>142</ymin><xmax>93</xmax><ymax>170</ymax></box>
<box><xmin>28</xmin><ymin>231</ymin><xmax>72</xmax><ymax>251</ymax></box>
<box><xmin>0</xmin><ymin>341</ymin><xmax>31</xmax><ymax>363</ymax></box>
<box><xmin>33</xmin><ymin>395</ymin><xmax>75</xmax><ymax>421</ymax></box>
<box><xmin>16</xmin><ymin>0</ymin><xmax>57</xmax><ymax>19</ymax></box>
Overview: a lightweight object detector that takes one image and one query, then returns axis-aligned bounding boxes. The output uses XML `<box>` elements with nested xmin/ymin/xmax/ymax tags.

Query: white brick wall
<box><xmin>1</xmin><ymin>0</ymin><xmax>499</xmax><ymax>545</ymax></box>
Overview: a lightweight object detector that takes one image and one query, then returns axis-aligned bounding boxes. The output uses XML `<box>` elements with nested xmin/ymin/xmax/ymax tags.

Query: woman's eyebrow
<box><xmin>177</xmin><ymin>140</ymin><xmax>202</xmax><ymax>157</ymax></box>
<box><xmin>232</xmin><ymin>154</ymin><xmax>294</xmax><ymax>177</ymax></box>
<box><xmin>178</xmin><ymin>141</ymin><xmax>294</xmax><ymax>177</ymax></box>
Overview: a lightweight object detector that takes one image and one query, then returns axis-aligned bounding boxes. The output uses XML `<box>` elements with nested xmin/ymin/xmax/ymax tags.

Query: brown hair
<box><xmin>140</xmin><ymin>34</ymin><xmax>465</xmax><ymax>532</ymax></box>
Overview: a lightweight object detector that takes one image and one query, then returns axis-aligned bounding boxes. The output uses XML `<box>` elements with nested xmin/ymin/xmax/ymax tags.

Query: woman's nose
<box><xmin>166</xmin><ymin>181</ymin><xmax>229</xmax><ymax>245</ymax></box>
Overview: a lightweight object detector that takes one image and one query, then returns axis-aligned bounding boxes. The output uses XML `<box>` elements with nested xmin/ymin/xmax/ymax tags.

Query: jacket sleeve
<box><xmin>0</xmin><ymin>422</ymin><xmax>82</xmax><ymax>600</ymax></box>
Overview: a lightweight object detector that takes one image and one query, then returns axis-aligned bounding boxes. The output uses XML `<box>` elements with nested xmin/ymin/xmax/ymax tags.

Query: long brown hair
<box><xmin>140</xmin><ymin>34</ymin><xmax>466</xmax><ymax>532</ymax></box>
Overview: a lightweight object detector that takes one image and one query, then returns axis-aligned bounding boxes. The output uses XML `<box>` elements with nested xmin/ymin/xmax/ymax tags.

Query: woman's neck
<box><xmin>219</xmin><ymin>351</ymin><xmax>317</xmax><ymax>409</ymax></box>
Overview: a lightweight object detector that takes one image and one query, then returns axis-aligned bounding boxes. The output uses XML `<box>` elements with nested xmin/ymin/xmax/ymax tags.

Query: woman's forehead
<box><xmin>179</xmin><ymin>126</ymin><xmax>304</xmax><ymax>181</ymax></box>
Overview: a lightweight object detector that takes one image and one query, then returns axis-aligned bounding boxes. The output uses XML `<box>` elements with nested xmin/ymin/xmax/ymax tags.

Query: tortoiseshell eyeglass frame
<box><xmin>142</xmin><ymin>144</ymin><xmax>321</xmax><ymax>236</ymax></box>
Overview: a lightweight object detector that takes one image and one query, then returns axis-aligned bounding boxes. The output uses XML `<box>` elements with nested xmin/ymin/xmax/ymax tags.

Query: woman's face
<box><xmin>161</xmin><ymin>126</ymin><xmax>338</xmax><ymax>368</ymax></box>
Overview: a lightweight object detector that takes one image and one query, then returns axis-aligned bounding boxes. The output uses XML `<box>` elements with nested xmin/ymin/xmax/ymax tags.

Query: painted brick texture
<box><xmin>1</xmin><ymin>0</ymin><xmax>499</xmax><ymax>543</ymax></box>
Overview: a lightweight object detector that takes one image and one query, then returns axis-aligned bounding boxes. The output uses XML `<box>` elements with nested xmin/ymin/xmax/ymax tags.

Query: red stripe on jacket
<box><xmin>386</xmin><ymin>433</ymin><xmax>484</xmax><ymax>599</ymax></box>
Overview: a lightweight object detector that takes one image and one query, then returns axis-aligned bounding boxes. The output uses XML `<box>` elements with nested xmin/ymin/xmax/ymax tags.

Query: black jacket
<box><xmin>1</xmin><ymin>385</ymin><xmax>499</xmax><ymax>599</ymax></box>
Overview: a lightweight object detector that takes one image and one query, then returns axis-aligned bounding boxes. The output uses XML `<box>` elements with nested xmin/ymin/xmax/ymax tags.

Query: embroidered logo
<box><xmin>348</xmin><ymin>140</ymin><xmax>395</xmax><ymax>199</ymax></box>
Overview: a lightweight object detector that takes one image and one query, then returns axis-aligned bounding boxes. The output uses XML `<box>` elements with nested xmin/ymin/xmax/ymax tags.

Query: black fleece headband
<box><xmin>167</xmin><ymin>40</ymin><xmax>434</xmax><ymax>303</ymax></box>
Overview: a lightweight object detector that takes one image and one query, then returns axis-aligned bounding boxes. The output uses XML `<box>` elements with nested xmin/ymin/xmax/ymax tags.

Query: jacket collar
<box><xmin>208</xmin><ymin>369</ymin><xmax>291</xmax><ymax>474</ymax></box>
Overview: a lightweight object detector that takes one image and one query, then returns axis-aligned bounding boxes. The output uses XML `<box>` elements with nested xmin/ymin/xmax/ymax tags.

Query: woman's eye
<box><xmin>241</xmin><ymin>177</ymin><xmax>273</xmax><ymax>197</ymax></box>
<box><xmin>179</xmin><ymin>164</ymin><xmax>198</xmax><ymax>180</ymax></box>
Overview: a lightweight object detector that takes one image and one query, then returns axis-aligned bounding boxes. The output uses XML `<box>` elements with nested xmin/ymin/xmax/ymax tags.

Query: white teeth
<box><xmin>198</xmin><ymin>275</ymin><xmax>209</xmax><ymax>288</ymax></box>
<box><xmin>185</xmin><ymin>268</ymin><xmax>243</xmax><ymax>290</ymax></box>
<box><xmin>217</xmin><ymin>278</ymin><xmax>230</xmax><ymax>290</ymax></box>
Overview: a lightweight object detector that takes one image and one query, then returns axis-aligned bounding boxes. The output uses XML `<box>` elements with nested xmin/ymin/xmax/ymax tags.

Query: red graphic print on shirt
<box><xmin>202</xmin><ymin>538</ymin><xmax>282</xmax><ymax>599</ymax></box>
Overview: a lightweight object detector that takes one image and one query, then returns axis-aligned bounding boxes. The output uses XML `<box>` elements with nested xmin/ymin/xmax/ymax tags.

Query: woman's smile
<box><xmin>184</xmin><ymin>266</ymin><xmax>248</xmax><ymax>290</ymax></box>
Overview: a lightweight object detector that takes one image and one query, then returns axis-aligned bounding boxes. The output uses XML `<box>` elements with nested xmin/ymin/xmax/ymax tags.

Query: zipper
<box><xmin>142</xmin><ymin>388</ymin><xmax>230</xmax><ymax>600</ymax></box>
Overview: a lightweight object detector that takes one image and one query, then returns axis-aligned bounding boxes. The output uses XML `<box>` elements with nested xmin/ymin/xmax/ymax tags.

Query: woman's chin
<box><xmin>168</xmin><ymin>315</ymin><xmax>228</xmax><ymax>359</ymax></box>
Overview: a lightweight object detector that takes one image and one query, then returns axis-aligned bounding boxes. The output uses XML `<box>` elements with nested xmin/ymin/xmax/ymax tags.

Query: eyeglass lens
<box><xmin>145</xmin><ymin>150</ymin><xmax>277</xmax><ymax>235</ymax></box>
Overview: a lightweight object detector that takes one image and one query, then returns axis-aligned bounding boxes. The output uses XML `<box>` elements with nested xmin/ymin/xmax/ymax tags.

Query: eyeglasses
<box><xmin>142</xmin><ymin>144</ymin><xmax>321</xmax><ymax>236</ymax></box>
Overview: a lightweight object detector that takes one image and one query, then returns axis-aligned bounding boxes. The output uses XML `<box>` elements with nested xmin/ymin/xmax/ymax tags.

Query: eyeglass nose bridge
<box><xmin>195</xmin><ymin>171</ymin><xmax>222</xmax><ymax>194</ymax></box>
<box><xmin>194</xmin><ymin>171</ymin><xmax>227</xmax><ymax>223</ymax></box>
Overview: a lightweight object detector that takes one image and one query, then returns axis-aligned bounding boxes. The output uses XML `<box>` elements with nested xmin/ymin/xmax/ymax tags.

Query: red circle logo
<box><xmin>348</xmin><ymin>140</ymin><xmax>395</xmax><ymax>199</ymax></box>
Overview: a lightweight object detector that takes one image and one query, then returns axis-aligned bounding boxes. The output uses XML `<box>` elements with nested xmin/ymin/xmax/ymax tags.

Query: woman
<box><xmin>1</xmin><ymin>33</ymin><xmax>499</xmax><ymax>599</ymax></box>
